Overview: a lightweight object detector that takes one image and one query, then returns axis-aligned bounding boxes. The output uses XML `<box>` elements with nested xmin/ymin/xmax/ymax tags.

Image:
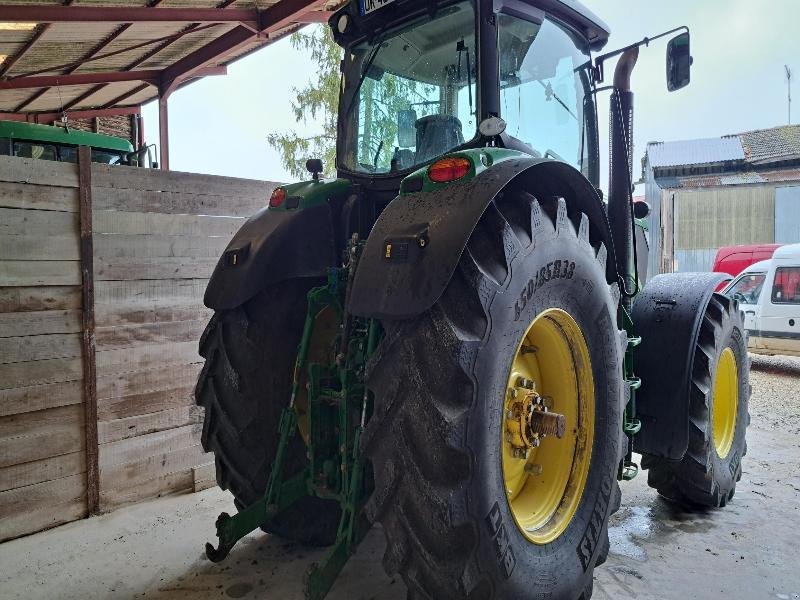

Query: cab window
<box><xmin>727</xmin><ymin>273</ymin><xmax>766</xmax><ymax>304</ymax></box>
<box><xmin>91</xmin><ymin>149</ymin><xmax>123</xmax><ymax>165</ymax></box>
<box><xmin>13</xmin><ymin>141</ymin><xmax>57</xmax><ymax>161</ymax></box>
<box><xmin>497</xmin><ymin>15</ymin><xmax>591</xmax><ymax>172</ymax></box>
<box><xmin>771</xmin><ymin>267</ymin><xmax>800</xmax><ymax>304</ymax></box>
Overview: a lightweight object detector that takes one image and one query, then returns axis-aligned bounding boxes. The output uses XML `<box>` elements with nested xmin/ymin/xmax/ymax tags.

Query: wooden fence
<box><xmin>0</xmin><ymin>153</ymin><xmax>275</xmax><ymax>541</ymax></box>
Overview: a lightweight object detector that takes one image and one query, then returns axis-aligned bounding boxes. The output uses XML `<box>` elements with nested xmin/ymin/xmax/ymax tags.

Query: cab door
<box><xmin>761</xmin><ymin>265</ymin><xmax>800</xmax><ymax>355</ymax></box>
<box><xmin>724</xmin><ymin>271</ymin><xmax>766</xmax><ymax>331</ymax></box>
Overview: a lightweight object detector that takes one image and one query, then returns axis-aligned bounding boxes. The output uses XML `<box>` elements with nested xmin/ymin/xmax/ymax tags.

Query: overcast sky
<box><xmin>142</xmin><ymin>0</ymin><xmax>800</xmax><ymax>192</ymax></box>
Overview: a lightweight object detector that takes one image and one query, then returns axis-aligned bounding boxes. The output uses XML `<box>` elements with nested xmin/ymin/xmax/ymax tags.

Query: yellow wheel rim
<box><xmin>712</xmin><ymin>347</ymin><xmax>738</xmax><ymax>458</ymax></box>
<box><xmin>502</xmin><ymin>308</ymin><xmax>595</xmax><ymax>545</ymax></box>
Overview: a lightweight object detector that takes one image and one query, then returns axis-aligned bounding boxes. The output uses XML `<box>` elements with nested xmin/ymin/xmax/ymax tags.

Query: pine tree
<box><xmin>267</xmin><ymin>26</ymin><xmax>342</xmax><ymax>178</ymax></box>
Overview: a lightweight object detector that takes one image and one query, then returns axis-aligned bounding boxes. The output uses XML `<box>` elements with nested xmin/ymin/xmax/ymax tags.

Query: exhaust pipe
<box><xmin>608</xmin><ymin>47</ymin><xmax>639</xmax><ymax>308</ymax></box>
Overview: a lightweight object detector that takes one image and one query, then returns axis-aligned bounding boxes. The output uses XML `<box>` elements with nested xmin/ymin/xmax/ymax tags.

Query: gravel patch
<box><xmin>749</xmin><ymin>353</ymin><xmax>800</xmax><ymax>435</ymax></box>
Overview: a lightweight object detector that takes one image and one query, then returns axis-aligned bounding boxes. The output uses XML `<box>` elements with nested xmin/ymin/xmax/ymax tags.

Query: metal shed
<box><xmin>642</xmin><ymin>125</ymin><xmax>800</xmax><ymax>275</ymax></box>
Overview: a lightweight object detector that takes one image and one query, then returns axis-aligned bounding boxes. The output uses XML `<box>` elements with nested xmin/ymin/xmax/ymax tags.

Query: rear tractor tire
<box><xmin>642</xmin><ymin>293</ymin><xmax>749</xmax><ymax>508</ymax></box>
<box><xmin>195</xmin><ymin>278</ymin><xmax>341</xmax><ymax>546</ymax></box>
<box><xmin>364</xmin><ymin>193</ymin><xmax>627</xmax><ymax>599</ymax></box>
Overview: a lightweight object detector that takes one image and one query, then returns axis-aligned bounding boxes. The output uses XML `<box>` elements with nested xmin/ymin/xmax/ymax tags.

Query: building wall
<box><xmin>775</xmin><ymin>185</ymin><xmax>800</xmax><ymax>243</ymax></box>
<box><xmin>643</xmin><ymin>158</ymin><xmax>664</xmax><ymax>277</ymax></box>
<box><xmin>665</xmin><ymin>183</ymin><xmax>779</xmax><ymax>272</ymax></box>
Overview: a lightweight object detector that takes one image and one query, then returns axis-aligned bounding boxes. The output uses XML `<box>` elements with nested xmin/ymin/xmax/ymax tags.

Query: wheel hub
<box><xmin>504</xmin><ymin>382</ymin><xmax>567</xmax><ymax>460</ymax></box>
<box><xmin>501</xmin><ymin>308</ymin><xmax>595</xmax><ymax>545</ymax></box>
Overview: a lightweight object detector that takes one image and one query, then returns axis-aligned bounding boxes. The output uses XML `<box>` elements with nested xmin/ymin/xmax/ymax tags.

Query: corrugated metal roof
<box><xmin>0</xmin><ymin>0</ymin><xmax>343</xmax><ymax>116</ymax></box>
<box><xmin>646</xmin><ymin>137</ymin><xmax>745</xmax><ymax>168</ymax></box>
<box><xmin>655</xmin><ymin>168</ymin><xmax>800</xmax><ymax>190</ymax></box>
<box><xmin>719</xmin><ymin>173</ymin><xmax>766</xmax><ymax>185</ymax></box>
<box><xmin>677</xmin><ymin>175</ymin><xmax>723</xmax><ymax>188</ymax></box>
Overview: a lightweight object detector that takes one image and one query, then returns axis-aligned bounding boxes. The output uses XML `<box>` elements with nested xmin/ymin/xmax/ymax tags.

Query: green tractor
<box><xmin>198</xmin><ymin>1</ymin><xmax>749</xmax><ymax>598</ymax></box>
<box><xmin>0</xmin><ymin>120</ymin><xmax>153</xmax><ymax>166</ymax></box>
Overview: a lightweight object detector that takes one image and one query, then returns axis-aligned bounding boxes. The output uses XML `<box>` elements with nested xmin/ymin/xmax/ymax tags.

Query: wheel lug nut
<box><xmin>516</xmin><ymin>377</ymin><xmax>535</xmax><ymax>390</ymax></box>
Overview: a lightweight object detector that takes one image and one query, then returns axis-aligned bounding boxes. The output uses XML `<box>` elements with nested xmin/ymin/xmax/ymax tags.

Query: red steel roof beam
<box><xmin>159</xmin><ymin>0</ymin><xmax>327</xmax><ymax>97</ymax></box>
<box><xmin>0</xmin><ymin>6</ymin><xmax>258</xmax><ymax>26</ymax></box>
<box><xmin>295</xmin><ymin>11</ymin><xmax>333</xmax><ymax>23</ymax></box>
<box><xmin>1</xmin><ymin>70</ymin><xmax>161</xmax><ymax>90</ymax></box>
<box><xmin>1</xmin><ymin>66</ymin><xmax>227</xmax><ymax>92</ymax></box>
<box><xmin>257</xmin><ymin>0</ymin><xmax>330</xmax><ymax>33</ymax></box>
<box><xmin>0</xmin><ymin>105</ymin><xmax>141</xmax><ymax>124</ymax></box>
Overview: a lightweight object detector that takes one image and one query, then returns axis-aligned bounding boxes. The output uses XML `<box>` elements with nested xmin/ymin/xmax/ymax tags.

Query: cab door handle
<box><xmin>745</xmin><ymin>311</ymin><xmax>755</xmax><ymax>316</ymax></box>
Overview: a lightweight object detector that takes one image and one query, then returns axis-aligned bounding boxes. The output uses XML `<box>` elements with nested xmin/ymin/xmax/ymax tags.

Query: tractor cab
<box><xmin>332</xmin><ymin>0</ymin><xmax>609</xmax><ymax>190</ymax></box>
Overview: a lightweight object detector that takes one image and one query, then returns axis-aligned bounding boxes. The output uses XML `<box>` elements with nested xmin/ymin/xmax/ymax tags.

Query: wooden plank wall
<box><xmin>0</xmin><ymin>157</ymin><xmax>87</xmax><ymax>541</ymax></box>
<box><xmin>0</xmin><ymin>155</ymin><xmax>275</xmax><ymax>540</ymax></box>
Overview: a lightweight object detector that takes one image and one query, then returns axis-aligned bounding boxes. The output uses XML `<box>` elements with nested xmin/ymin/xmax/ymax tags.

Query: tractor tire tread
<box><xmin>642</xmin><ymin>295</ymin><xmax>748</xmax><ymax>508</ymax></box>
<box><xmin>366</xmin><ymin>195</ymin><xmax>623</xmax><ymax>599</ymax></box>
<box><xmin>195</xmin><ymin>279</ymin><xmax>340</xmax><ymax>546</ymax></box>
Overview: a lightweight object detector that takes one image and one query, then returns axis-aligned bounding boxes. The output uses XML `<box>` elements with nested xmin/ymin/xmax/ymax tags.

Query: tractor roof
<box><xmin>333</xmin><ymin>0</ymin><xmax>610</xmax><ymax>51</ymax></box>
<box><xmin>535</xmin><ymin>0</ymin><xmax>610</xmax><ymax>50</ymax></box>
<box><xmin>0</xmin><ymin>120</ymin><xmax>133</xmax><ymax>153</ymax></box>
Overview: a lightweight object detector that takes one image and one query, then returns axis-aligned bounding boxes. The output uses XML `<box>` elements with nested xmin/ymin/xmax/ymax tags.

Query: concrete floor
<box><xmin>2</xmin><ymin>356</ymin><xmax>799</xmax><ymax>600</ymax></box>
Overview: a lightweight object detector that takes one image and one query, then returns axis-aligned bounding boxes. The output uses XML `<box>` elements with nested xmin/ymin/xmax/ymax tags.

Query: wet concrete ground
<box><xmin>1</xmin><ymin>355</ymin><xmax>798</xmax><ymax>600</ymax></box>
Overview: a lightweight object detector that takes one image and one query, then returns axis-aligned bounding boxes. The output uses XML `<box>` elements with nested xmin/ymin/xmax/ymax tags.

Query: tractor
<box><xmin>0</xmin><ymin>120</ymin><xmax>155</xmax><ymax>166</ymax></box>
<box><xmin>197</xmin><ymin>0</ymin><xmax>749</xmax><ymax>598</ymax></box>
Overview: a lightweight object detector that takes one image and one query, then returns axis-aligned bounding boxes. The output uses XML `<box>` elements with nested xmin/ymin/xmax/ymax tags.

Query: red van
<box><xmin>713</xmin><ymin>244</ymin><xmax>783</xmax><ymax>278</ymax></box>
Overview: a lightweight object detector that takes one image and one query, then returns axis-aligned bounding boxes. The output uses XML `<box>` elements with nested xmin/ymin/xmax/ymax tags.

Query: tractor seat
<box><xmin>415</xmin><ymin>114</ymin><xmax>464</xmax><ymax>164</ymax></box>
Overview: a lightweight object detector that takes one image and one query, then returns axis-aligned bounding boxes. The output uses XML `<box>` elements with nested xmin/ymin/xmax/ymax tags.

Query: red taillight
<box><xmin>427</xmin><ymin>157</ymin><xmax>471</xmax><ymax>183</ymax></box>
<box><xmin>269</xmin><ymin>187</ymin><xmax>286</xmax><ymax>208</ymax></box>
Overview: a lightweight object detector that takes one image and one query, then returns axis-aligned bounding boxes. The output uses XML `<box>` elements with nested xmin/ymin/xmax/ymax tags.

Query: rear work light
<box><xmin>269</xmin><ymin>187</ymin><xmax>286</xmax><ymax>208</ymax></box>
<box><xmin>427</xmin><ymin>156</ymin><xmax>471</xmax><ymax>183</ymax></box>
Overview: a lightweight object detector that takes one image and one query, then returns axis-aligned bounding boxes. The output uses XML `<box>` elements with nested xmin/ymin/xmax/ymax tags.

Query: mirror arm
<box><xmin>591</xmin><ymin>25</ymin><xmax>688</xmax><ymax>85</ymax></box>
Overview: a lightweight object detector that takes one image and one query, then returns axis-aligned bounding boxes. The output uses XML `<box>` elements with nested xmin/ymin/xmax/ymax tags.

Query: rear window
<box><xmin>13</xmin><ymin>141</ymin><xmax>57</xmax><ymax>161</ymax></box>
<box><xmin>91</xmin><ymin>149</ymin><xmax>123</xmax><ymax>165</ymax></box>
<box><xmin>771</xmin><ymin>267</ymin><xmax>800</xmax><ymax>304</ymax></box>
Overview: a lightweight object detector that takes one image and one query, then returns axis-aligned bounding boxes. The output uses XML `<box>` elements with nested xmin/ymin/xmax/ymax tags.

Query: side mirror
<box><xmin>666</xmin><ymin>32</ymin><xmax>692</xmax><ymax>91</ymax></box>
<box><xmin>397</xmin><ymin>109</ymin><xmax>417</xmax><ymax>148</ymax></box>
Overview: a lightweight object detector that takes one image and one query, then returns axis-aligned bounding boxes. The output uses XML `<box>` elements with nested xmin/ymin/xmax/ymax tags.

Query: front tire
<box><xmin>364</xmin><ymin>193</ymin><xmax>626</xmax><ymax>599</ymax></box>
<box><xmin>642</xmin><ymin>293</ymin><xmax>749</xmax><ymax>507</ymax></box>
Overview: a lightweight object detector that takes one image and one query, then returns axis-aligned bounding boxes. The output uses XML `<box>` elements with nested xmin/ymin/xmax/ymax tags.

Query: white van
<box><xmin>723</xmin><ymin>243</ymin><xmax>800</xmax><ymax>357</ymax></box>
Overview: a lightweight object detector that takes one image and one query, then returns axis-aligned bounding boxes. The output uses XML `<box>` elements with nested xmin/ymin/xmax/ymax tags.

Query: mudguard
<box><xmin>348</xmin><ymin>157</ymin><xmax>616</xmax><ymax>319</ymax></box>
<box><xmin>631</xmin><ymin>272</ymin><xmax>728</xmax><ymax>459</ymax></box>
<box><xmin>204</xmin><ymin>203</ymin><xmax>337</xmax><ymax>310</ymax></box>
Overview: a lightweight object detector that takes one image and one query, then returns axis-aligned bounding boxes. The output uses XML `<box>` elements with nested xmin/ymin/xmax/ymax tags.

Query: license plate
<box><xmin>359</xmin><ymin>0</ymin><xmax>396</xmax><ymax>15</ymax></box>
